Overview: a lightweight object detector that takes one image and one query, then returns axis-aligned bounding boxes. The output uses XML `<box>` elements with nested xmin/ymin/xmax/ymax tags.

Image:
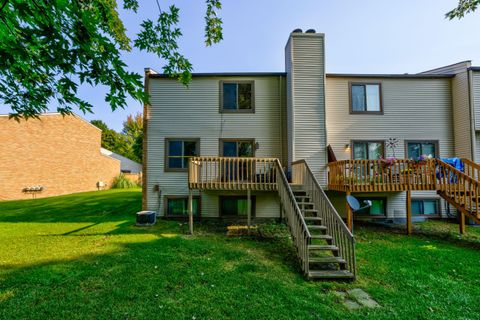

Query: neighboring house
<box><xmin>101</xmin><ymin>148</ymin><xmax>142</xmax><ymax>173</ymax></box>
<box><xmin>143</xmin><ymin>30</ymin><xmax>480</xmax><ymax>279</ymax></box>
<box><xmin>0</xmin><ymin>113</ymin><xmax>120</xmax><ymax>200</ymax></box>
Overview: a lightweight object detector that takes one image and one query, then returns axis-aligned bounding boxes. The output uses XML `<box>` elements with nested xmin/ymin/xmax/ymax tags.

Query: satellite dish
<box><xmin>347</xmin><ymin>195</ymin><xmax>371</xmax><ymax>212</ymax></box>
<box><xmin>346</xmin><ymin>195</ymin><xmax>360</xmax><ymax>211</ymax></box>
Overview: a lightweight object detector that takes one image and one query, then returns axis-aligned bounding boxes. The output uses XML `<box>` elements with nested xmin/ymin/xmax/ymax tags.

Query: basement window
<box><xmin>350</xmin><ymin>82</ymin><xmax>382</xmax><ymax>114</ymax></box>
<box><xmin>355</xmin><ymin>197</ymin><xmax>386</xmax><ymax>217</ymax></box>
<box><xmin>220</xmin><ymin>81</ymin><xmax>254</xmax><ymax>112</ymax></box>
<box><xmin>411</xmin><ymin>199</ymin><xmax>440</xmax><ymax>216</ymax></box>
<box><xmin>165</xmin><ymin>196</ymin><xmax>200</xmax><ymax>218</ymax></box>
<box><xmin>220</xmin><ymin>196</ymin><xmax>256</xmax><ymax>217</ymax></box>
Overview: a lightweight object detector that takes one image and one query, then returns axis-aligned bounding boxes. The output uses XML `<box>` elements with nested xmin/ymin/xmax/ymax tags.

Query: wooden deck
<box><xmin>327</xmin><ymin>159</ymin><xmax>437</xmax><ymax>192</ymax></box>
<box><xmin>188</xmin><ymin>157</ymin><xmax>278</xmax><ymax>191</ymax></box>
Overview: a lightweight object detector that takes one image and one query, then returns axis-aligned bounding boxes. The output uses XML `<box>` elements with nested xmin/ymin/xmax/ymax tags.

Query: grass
<box><xmin>1</xmin><ymin>189</ymin><xmax>480</xmax><ymax>319</ymax></box>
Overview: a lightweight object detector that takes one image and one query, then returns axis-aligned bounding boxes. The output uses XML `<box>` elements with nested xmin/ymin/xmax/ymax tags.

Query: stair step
<box><xmin>307</xmin><ymin>225</ymin><xmax>327</xmax><ymax>231</ymax></box>
<box><xmin>310</xmin><ymin>234</ymin><xmax>332</xmax><ymax>240</ymax></box>
<box><xmin>308</xmin><ymin>270</ymin><xmax>354</xmax><ymax>279</ymax></box>
<box><xmin>304</xmin><ymin>217</ymin><xmax>322</xmax><ymax>222</ymax></box>
<box><xmin>308</xmin><ymin>244</ymin><xmax>338</xmax><ymax>251</ymax></box>
<box><xmin>295</xmin><ymin>195</ymin><xmax>310</xmax><ymax>200</ymax></box>
<box><xmin>302</xmin><ymin>209</ymin><xmax>318</xmax><ymax>213</ymax></box>
<box><xmin>309</xmin><ymin>256</ymin><xmax>346</xmax><ymax>264</ymax></box>
<box><xmin>297</xmin><ymin>202</ymin><xmax>314</xmax><ymax>206</ymax></box>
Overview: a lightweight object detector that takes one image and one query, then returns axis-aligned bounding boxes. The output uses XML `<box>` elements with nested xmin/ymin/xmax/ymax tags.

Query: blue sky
<box><xmin>20</xmin><ymin>0</ymin><xmax>480</xmax><ymax>130</ymax></box>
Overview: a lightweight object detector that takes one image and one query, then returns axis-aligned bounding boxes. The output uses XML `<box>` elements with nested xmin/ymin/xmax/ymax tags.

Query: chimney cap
<box><xmin>292</xmin><ymin>28</ymin><xmax>303</xmax><ymax>33</ymax></box>
<box><xmin>305</xmin><ymin>29</ymin><xmax>316</xmax><ymax>33</ymax></box>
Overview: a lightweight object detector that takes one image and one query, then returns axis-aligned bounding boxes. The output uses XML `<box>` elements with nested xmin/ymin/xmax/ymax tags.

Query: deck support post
<box><xmin>247</xmin><ymin>189</ymin><xmax>252</xmax><ymax>234</ymax></box>
<box><xmin>459</xmin><ymin>212</ymin><xmax>465</xmax><ymax>234</ymax></box>
<box><xmin>346</xmin><ymin>191</ymin><xmax>353</xmax><ymax>232</ymax></box>
<box><xmin>188</xmin><ymin>189</ymin><xmax>193</xmax><ymax>235</ymax></box>
<box><xmin>406</xmin><ymin>190</ymin><xmax>412</xmax><ymax>235</ymax></box>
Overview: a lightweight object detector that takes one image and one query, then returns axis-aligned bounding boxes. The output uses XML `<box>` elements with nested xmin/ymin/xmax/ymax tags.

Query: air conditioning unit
<box><xmin>136</xmin><ymin>211</ymin><xmax>156</xmax><ymax>226</ymax></box>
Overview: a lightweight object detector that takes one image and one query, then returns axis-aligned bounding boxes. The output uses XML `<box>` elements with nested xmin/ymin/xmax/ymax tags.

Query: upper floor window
<box><xmin>165</xmin><ymin>138</ymin><xmax>200</xmax><ymax>171</ymax></box>
<box><xmin>220</xmin><ymin>81</ymin><xmax>254</xmax><ymax>113</ymax></box>
<box><xmin>406</xmin><ymin>141</ymin><xmax>438</xmax><ymax>159</ymax></box>
<box><xmin>350</xmin><ymin>83</ymin><xmax>382</xmax><ymax>114</ymax></box>
<box><xmin>352</xmin><ymin>140</ymin><xmax>384</xmax><ymax>160</ymax></box>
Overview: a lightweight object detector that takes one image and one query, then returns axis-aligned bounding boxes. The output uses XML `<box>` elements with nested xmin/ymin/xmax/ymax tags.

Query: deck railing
<box><xmin>275</xmin><ymin>159</ymin><xmax>312</xmax><ymax>274</ymax></box>
<box><xmin>462</xmin><ymin>158</ymin><xmax>480</xmax><ymax>181</ymax></box>
<box><xmin>188</xmin><ymin>157</ymin><xmax>278</xmax><ymax>191</ymax></box>
<box><xmin>293</xmin><ymin>160</ymin><xmax>356</xmax><ymax>277</ymax></box>
<box><xmin>436</xmin><ymin>159</ymin><xmax>480</xmax><ymax>221</ymax></box>
<box><xmin>328</xmin><ymin>159</ymin><xmax>437</xmax><ymax>192</ymax></box>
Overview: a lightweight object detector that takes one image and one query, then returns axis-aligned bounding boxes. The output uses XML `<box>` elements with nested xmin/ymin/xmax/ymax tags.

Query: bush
<box><xmin>111</xmin><ymin>174</ymin><xmax>139</xmax><ymax>189</ymax></box>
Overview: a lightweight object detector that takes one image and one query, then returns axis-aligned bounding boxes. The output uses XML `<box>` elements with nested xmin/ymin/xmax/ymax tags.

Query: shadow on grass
<box><xmin>0</xmin><ymin>189</ymin><xmax>142</xmax><ymax>224</ymax></box>
<box><xmin>0</xmin><ymin>223</ymin><xmax>324</xmax><ymax>320</ymax></box>
<box><xmin>355</xmin><ymin>220</ymin><xmax>480</xmax><ymax>251</ymax></box>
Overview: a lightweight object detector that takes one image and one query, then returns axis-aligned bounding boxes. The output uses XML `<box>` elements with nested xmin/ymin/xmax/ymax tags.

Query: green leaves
<box><xmin>205</xmin><ymin>0</ymin><xmax>223</xmax><ymax>46</ymax></box>
<box><xmin>446</xmin><ymin>0</ymin><xmax>480</xmax><ymax>19</ymax></box>
<box><xmin>0</xmin><ymin>1</ymin><xmax>223</xmax><ymax>119</ymax></box>
<box><xmin>135</xmin><ymin>5</ymin><xmax>193</xmax><ymax>85</ymax></box>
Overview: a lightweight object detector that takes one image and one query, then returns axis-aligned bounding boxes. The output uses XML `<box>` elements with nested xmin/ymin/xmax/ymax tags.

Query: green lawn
<box><xmin>1</xmin><ymin>189</ymin><xmax>480</xmax><ymax>319</ymax></box>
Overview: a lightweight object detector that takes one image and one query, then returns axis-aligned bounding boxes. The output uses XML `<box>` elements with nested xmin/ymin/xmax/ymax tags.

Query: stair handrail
<box><xmin>274</xmin><ymin>159</ymin><xmax>312</xmax><ymax>274</ymax></box>
<box><xmin>292</xmin><ymin>160</ymin><xmax>356</xmax><ymax>277</ymax></box>
<box><xmin>461</xmin><ymin>158</ymin><xmax>480</xmax><ymax>180</ymax></box>
<box><xmin>436</xmin><ymin>158</ymin><xmax>480</xmax><ymax>222</ymax></box>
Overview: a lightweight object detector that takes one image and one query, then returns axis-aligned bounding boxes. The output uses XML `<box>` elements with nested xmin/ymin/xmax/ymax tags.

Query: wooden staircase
<box><xmin>275</xmin><ymin>161</ymin><xmax>356</xmax><ymax>280</ymax></box>
<box><xmin>292</xmin><ymin>188</ymin><xmax>354</xmax><ymax>279</ymax></box>
<box><xmin>436</xmin><ymin>159</ymin><xmax>480</xmax><ymax>225</ymax></box>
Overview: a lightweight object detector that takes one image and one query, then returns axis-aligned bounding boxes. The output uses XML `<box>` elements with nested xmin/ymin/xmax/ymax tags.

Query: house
<box><xmin>101</xmin><ymin>148</ymin><xmax>142</xmax><ymax>174</ymax></box>
<box><xmin>0</xmin><ymin>113</ymin><xmax>120</xmax><ymax>200</ymax></box>
<box><xmin>142</xmin><ymin>29</ymin><xmax>480</xmax><ymax>279</ymax></box>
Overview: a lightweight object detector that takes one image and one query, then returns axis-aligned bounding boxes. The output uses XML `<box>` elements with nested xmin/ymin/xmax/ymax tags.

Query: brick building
<box><xmin>0</xmin><ymin>113</ymin><xmax>120</xmax><ymax>200</ymax></box>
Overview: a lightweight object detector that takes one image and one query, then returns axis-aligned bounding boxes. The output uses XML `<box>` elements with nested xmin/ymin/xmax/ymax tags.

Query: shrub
<box><xmin>111</xmin><ymin>174</ymin><xmax>139</xmax><ymax>189</ymax></box>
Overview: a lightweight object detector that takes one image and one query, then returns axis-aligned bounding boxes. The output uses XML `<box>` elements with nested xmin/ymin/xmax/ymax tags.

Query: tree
<box><xmin>122</xmin><ymin>113</ymin><xmax>143</xmax><ymax>163</ymax></box>
<box><xmin>1</xmin><ymin>1</ymin><xmax>223</xmax><ymax>119</ymax></box>
<box><xmin>90</xmin><ymin>119</ymin><xmax>124</xmax><ymax>153</ymax></box>
<box><xmin>91</xmin><ymin>114</ymin><xmax>143</xmax><ymax>163</ymax></box>
<box><xmin>446</xmin><ymin>0</ymin><xmax>480</xmax><ymax>19</ymax></box>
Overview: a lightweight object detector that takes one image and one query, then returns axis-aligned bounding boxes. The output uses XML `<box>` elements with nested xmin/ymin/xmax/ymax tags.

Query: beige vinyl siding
<box><xmin>286</xmin><ymin>33</ymin><xmax>327</xmax><ymax>185</ymax></box>
<box><xmin>452</xmin><ymin>71</ymin><xmax>474</xmax><ymax>159</ymax></box>
<box><xmin>325</xmin><ymin>77</ymin><xmax>454</xmax><ymax>218</ymax></box>
<box><xmin>146</xmin><ymin>76</ymin><xmax>285</xmax><ymax>216</ymax></box>
<box><xmin>472</xmin><ymin>71</ymin><xmax>480</xmax><ymax>134</ymax></box>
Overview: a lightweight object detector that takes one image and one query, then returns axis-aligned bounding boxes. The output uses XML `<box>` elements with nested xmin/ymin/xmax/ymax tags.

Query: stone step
<box><xmin>308</xmin><ymin>270</ymin><xmax>354</xmax><ymax>280</ymax></box>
